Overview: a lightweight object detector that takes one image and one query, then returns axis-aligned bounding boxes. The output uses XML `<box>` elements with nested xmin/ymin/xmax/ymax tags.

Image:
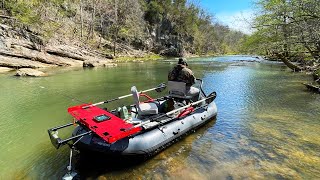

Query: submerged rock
<box><xmin>0</xmin><ymin>67</ymin><xmax>13</xmax><ymax>73</ymax></box>
<box><xmin>15</xmin><ymin>68</ymin><xmax>45</xmax><ymax>77</ymax></box>
<box><xmin>104</xmin><ymin>63</ymin><xmax>117</xmax><ymax>67</ymax></box>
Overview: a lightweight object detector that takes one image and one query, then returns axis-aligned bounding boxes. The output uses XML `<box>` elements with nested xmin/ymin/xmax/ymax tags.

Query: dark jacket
<box><xmin>168</xmin><ymin>64</ymin><xmax>196</xmax><ymax>86</ymax></box>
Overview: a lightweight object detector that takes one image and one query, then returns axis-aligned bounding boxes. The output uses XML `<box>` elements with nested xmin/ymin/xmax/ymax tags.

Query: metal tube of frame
<box><xmin>50</xmin><ymin>122</ymin><xmax>74</xmax><ymax>131</ymax></box>
<box><xmin>59</xmin><ymin>131</ymin><xmax>92</xmax><ymax>145</ymax></box>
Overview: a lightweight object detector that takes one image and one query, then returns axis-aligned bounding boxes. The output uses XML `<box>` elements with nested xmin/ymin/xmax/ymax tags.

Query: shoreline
<box><xmin>0</xmin><ymin>54</ymin><xmax>263</xmax><ymax>77</ymax></box>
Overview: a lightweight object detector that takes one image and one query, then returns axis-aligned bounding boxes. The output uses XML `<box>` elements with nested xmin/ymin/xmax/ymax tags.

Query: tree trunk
<box><xmin>98</xmin><ymin>0</ymin><xmax>103</xmax><ymax>47</ymax></box>
<box><xmin>80</xmin><ymin>0</ymin><xmax>83</xmax><ymax>39</ymax></box>
<box><xmin>113</xmin><ymin>0</ymin><xmax>117</xmax><ymax>57</ymax></box>
<box><xmin>282</xmin><ymin>8</ymin><xmax>289</xmax><ymax>57</ymax></box>
<box><xmin>275</xmin><ymin>52</ymin><xmax>303</xmax><ymax>71</ymax></box>
<box><xmin>87</xmin><ymin>0</ymin><xmax>95</xmax><ymax>40</ymax></box>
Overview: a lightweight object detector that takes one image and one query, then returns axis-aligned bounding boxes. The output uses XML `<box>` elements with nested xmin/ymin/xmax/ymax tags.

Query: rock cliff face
<box><xmin>0</xmin><ymin>23</ymin><xmax>116</xmax><ymax>74</ymax></box>
<box><xmin>147</xmin><ymin>26</ymin><xmax>185</xmax><ymax>57</ymax></box>
<box><xmin>0</xmin><ymin>17</ymin><xmax>188</xmax><ymax>76</ymax></box>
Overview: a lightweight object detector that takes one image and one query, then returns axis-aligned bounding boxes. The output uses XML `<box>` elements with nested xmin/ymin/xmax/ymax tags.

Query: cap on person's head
<box><xmin>178</xmin><ymin>57</ymin><xmax>188</xmax><ymax>66</ymax></box>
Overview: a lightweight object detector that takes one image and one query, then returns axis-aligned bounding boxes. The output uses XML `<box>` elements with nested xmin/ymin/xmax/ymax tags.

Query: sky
<box><xmin>198</xmin><ymin>0</ymin><xmax>256</xmax><ymax>34</ymax></box>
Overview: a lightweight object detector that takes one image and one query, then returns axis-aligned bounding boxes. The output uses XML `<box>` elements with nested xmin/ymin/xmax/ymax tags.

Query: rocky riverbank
<box><xmin>0</xmin><ymin>23</ymin><xmax>117</xmax><ymax>76</ymax></box>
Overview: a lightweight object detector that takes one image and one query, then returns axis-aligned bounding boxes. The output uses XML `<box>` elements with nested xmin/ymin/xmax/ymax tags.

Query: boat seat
<box><xmin>131</xmin><ymin>86</ymin><xmax>158</xmax><ymax>116</ymax></box>
<box><xmin>168</xmin><ymin>81</ymin><xmax>192</xmax><ymax>99</ymax></box>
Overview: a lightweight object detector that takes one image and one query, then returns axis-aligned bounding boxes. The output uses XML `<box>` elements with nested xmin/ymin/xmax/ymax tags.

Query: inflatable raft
<box><xmin>48</xmin><ymin>79</ymin><xmax>217</xmax><ymax>179</ymax></box>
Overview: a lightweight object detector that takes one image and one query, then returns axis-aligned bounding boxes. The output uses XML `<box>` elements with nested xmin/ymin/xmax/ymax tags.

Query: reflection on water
<box><xmin>0</xmin><ymin>56</ymin><xmax>319</xmax><ymax>179</ymax></box>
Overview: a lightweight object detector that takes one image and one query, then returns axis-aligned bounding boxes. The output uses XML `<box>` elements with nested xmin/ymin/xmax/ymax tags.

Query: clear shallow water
<box><xmin>0</xmin><ymin>56</ymin><xmax>319</xmax><ymax>179</ymax></box>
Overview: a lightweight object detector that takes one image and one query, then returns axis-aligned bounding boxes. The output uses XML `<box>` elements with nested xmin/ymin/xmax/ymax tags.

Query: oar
<box><xmin>83</xmin><ymin>83</ymin><xmax>166</xmax><ymax>108</ymax></box>
<box><xmin>133</xmin><ymin>93</ymin><xmax>217</xmax><ymax>128</ymax></box>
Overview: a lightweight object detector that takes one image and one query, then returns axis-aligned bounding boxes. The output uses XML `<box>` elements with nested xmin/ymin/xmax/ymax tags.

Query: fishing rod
<box><xmin>133</xmin><ymin>93</ymin><xmax>217</xmax><ymax>129</ymax></box>
<box><xmin>83</xmin><ymin>82</ymin><xmax>166</xmax><ymax>108</ymax></box>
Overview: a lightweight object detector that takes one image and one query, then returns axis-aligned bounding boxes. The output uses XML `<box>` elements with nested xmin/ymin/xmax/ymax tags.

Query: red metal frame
<box><xmin>139</xmin><ymin>93</ymin><xmax>154</xmax><ymax>103</ymax></box>
<box><xmin>68</xmin><ymin>104</ymin><xmax>142</xmax><ymax>144</ymax></box>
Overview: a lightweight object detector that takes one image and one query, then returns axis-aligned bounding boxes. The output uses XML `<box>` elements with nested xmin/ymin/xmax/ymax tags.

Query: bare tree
<box><xmin>113</xmin><ymin>0</ymin><xmax>117</xmax><ymax>56</ymax></box>
<box><xmin>80</xmin><ymin>0</ymin><xmax>84</xmax><ymax>39</ymax></box>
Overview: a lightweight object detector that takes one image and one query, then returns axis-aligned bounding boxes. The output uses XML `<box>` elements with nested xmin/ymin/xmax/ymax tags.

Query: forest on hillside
<box><xmin>0</xmin><ymin>0</ymin><xmax>246</xmax><ymax>57</ymax></box>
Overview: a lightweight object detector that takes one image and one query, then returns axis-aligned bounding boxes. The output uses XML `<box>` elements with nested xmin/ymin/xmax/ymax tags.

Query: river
<box><xmin>0</xmin><ymin>56</ymin><xmax>319</xmax><ymax>179</ymax></box>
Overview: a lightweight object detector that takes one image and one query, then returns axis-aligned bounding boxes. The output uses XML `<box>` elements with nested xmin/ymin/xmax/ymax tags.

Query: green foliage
<box><xmin>145</xmin><ymin>1</ymin><xmax>164</xmax><ymax>25</ymax></box>
<box><xmin>243</xmin><ymin>0</ymin><xmax>320</xmax><ymax>61</ymax></box>
<box><xmin>315</xmin><ymin>69</ymin><xmax>320</xmax><ymax>77</ymax></box>
<box><xmin>41</xmin><ymin>21</ymin><xmax>62</xmax><ymax>40</ymax></box>
<box><xmin>5</xmin><ymin>0</ymin><xmax>40</xmax><ymax>25</ymax></box>
<box><xmin>241</xmin><ymin>29</ymin><xmax>272</xmax><ymax>54</ymax></box>
<box><xmin>118</xmin><ymin>28</ymin><xmax>130</xmax><ymax>39</ymax></box>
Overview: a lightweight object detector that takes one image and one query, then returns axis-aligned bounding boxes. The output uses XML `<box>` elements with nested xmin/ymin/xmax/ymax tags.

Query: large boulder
<box><xmin>15</xmin><ymin>68</ymin><xmax>46</xmax><ymax>77</ymax></box>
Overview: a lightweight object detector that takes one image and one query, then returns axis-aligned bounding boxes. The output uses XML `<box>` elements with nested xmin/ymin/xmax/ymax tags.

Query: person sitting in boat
<box><xmin>168</xmin><ymin>57</ymin><xmax>200</xmax><ymax>101</ymax></box>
